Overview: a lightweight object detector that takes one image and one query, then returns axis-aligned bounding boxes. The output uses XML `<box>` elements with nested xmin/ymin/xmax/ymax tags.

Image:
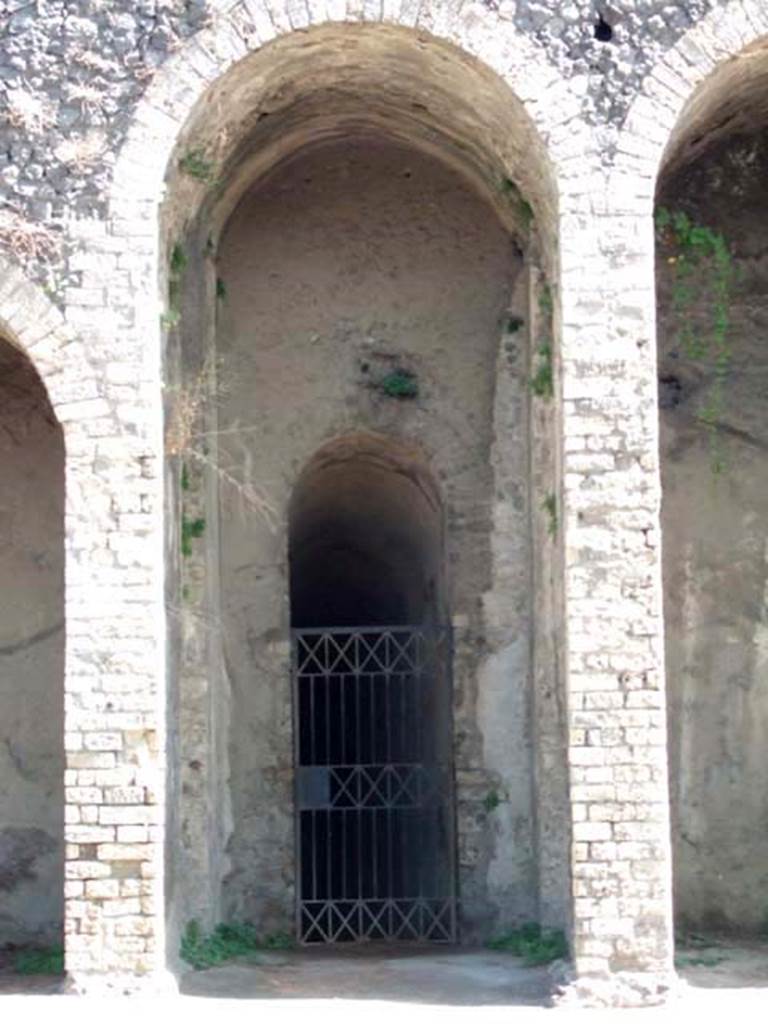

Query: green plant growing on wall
<box><xmin>488</xmin><ymin>923</ymin><xmax>568</xmax><ymax>966</ymax></box>
<box><xmin>530</xmin><ymin>282</ymin><xmax>554</xmax><ymax>399</ymax></box>
<box><xmin>655</xmin><ymin>206</ymin><xmax>734</xmax><ymax>475</ymax></box>
<box><xmin>179</xmin><ymin>148</ymin><xmax>217</xmax><ymax>183</ymax></box>
<box><xmin>13</xmin><ymin>945</ymin><xmax>64</xmax><ymax>975</ymax></box>
<box><xmin>160</xmin><ymin>308</ymin><xmax>181</xmax><ymax>330</ymax></box>
<box><xmin>505</xmin><ymin>314</ymin><xmax>525</xmax><ymax>334</ymax></box>
<box><xmin>180</xmin><ymin>921</ymin><xmax>295</xmax><ymax>970</ymax></box>
<box><xmin>170</xmin><ymin>242</ymin><xmax>187</xmax><ymax>277</ymax></box>
<box><xmin>482</xmin><ymin>789</ymin><xmax>503</xmax><ymax>813</ymax></box>
<box><xmin>500</xmin><ymin>177</ymin><xmax>534</xmax><ymax>229</ymax></box>
<box><xmin>530</xmin><ymin>342</ymin><xmax>553</xmax><ymax>399</ymax></box>
<box><xmin>181</xmin><ymin>514</ymin><xmax>205</xmax><ymax>557</ymax></box>
<box><xmin>378</xmin><ymin>368</ymin><xmax>419</xmax><ymax>399</ymax></box>
<box><xmin>542</xmin><ymin>492</ymin><xmax>558</xmax><ymax>538</ymax></box>
<box><xmin>538</xmin><ymin>283</ymin><xmax>553</xmax><ymax>316</ymax></box>
<box><xmin>260</xmin><ymin>931</ymin><xmax>294</xmax><ymax>950</ymax></box>
<box><xmin>164</xmin><ymin>241</ymin><xmax>187</xmax><ymax>331</ymax></box>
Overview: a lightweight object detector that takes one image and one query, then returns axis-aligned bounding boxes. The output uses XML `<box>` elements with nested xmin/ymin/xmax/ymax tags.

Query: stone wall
<box><xmin>2</xmin><ymin>0</ymin><xmax>768</xmax><ymax>1008</ymax></box>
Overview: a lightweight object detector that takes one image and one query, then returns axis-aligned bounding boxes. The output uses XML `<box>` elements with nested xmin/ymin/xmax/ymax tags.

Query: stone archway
<box><xmin>93</xmin><ymin>0</ymin><xmax>690</xmax><ymax>1001</ymax></box>
<box><xmin>614</xmin><ymin>0</ymin><xmax>768</xmax><ymax>952</ymax></box>
<box><xmin>153</xmin><ymin>15</ymin><xmax>568</xmax><ymax>964</ymax></box>
<box><xmin>0</xmin><ymin>253</ymin><xmax>165</xmax><ymax>990</ymax></box>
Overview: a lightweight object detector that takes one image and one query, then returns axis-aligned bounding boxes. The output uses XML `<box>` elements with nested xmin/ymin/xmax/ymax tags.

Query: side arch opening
<box><xmin>656</xmin><ymin>41</ymin><xmax>768</xmax><ymax>939</ymax></box>
<box><xmin>0</xmin><ymin>335</ymin><xmax>64</xmax><ymax>966</ymax></box>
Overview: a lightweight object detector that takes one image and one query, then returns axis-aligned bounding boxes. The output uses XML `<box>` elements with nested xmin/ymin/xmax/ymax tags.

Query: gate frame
<box><xmin>291</xmin><ymin>624</ymin><xmax>457</xmax><ymax>945</ymax></box>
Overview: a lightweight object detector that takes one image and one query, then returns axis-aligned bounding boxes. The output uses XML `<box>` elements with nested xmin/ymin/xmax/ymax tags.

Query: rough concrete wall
<box><xmin>470</xmin><ymin>263</ymin><xmax>538</xmax><ymax>937</ymax></box>
<box><xmin>212</xmin><ymin>137</ymin><xmax>529</xmax><ymax>941</ymax></box>
<box><xmin>164</xmin><ymin>239</ymin><xmax>229</xmax><ymax>965</ymax></box>
<box><xmin>0</xmin><ymin>339</ymin><xmax>64</xmax><ymax>947</ymax></box>
<box><xmin>527</xmin><ymin>267</ymin><xmax>571</xmax><ymax>931</ymax></box>
<box><xmin>658</xmin><ymin>131</ymin><xmax>768</xmax><ymax>935</ymax></box>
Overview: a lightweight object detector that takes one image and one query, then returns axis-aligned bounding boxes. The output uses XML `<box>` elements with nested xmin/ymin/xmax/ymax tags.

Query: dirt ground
<box><xmin>674</xmin><ymin>936</ymin><xmax>768</xmax><ymax>989</ymax></box>
<box><xmin>0</xmin><ymin>939</ymin><xmax>765</xmax><ymax>1007</ymax></box>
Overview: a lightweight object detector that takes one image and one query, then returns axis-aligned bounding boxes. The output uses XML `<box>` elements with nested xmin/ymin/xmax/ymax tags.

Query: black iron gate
<box><xmin>292</xmin><ymin>625</ymin><xmax>456</xmax><ymax>944</ymax></box>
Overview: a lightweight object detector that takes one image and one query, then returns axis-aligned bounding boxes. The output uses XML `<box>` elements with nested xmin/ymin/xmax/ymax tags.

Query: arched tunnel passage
<box><xmin>0</xmin><ymin>335</ymin><xmax>64</xmax><ymax>958</ymax></box>
<box><xmin>656</xmin><ymin>43</ymin><xmax>768</xmax><ymax>937</ymax></box>
<box><xmin>289</xmin><ymin>436</ymin><xmax>454</xmax><ymax>944</ymax></box>
<box><xmin>289</xmin><ymin>434</ymin><xmax>445</xmax><ymax>630</ymax></box>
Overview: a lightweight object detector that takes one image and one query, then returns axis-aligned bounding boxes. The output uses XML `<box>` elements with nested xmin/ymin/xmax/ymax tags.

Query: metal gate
<box><xmin>292</xmin><ymin>625</ymin><xmax>456</xmax><ymax>944</ymax></box>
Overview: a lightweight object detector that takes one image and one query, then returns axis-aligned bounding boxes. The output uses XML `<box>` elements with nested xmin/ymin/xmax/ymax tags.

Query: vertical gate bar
<box><xmin>357</xmin><ymin>784</ymin><xmax>363</xmax><ymax>939</ymax></box>
<box><xmin>372</xmin><ymin>787</ymin><xmax>379</xmax><ymax>904</ymax></box>
<box><xmin>327</xmin><ymin>643</ymin><xmax>333</xmax><ymax>765</ymax></box>
<box><xmin>387</xmin><ymin>803</ymin><xmax>394</xmax><ymax>935</ymax></box>
<box><xmin>326</xmin><ymin>806</ymin><xmax>332</xmax><ymax>928</ymax></box>
<box><xmin>291</xmin><ymin>633</ymin><xmax>302</xmax><ymax>942</ymax></box>
<box><xmin>385</xmin><ymin>660</ymin><xmax>392</xmax><ymax>768</ymax></box>
<box><xmin>342</xmin><ymin>804</ymin><xmax>347</xmax><ymax>909</ymax></box>
<box><xmin>327</xmin><ymin>638</ymin><xmax>333</xmax><ymax>913</ymax></box>
<box><xmin>354</xmin><ymin>635</ymin><xmax>361</xmax><ymax>768</ymax></box>
<box><xmin>417</xmin><ymin>653</ymin><xmax>424</xmax><ymax>910</ymax></box>
<box><xmin>403</xmin><ymin>667</ymin><xmax>409</xmax><ymax>765</ymax></box>
<box><xmin>311</xmin><ymin>809</ymin><xmax>317</xmax><ymax>903</ymax></box>
<box><xmin>309</xmin><ymin>674</ymin><xmax>315</xmax><ymax>765</ymax></box>
<box><xmin>446</xmin><ymin>626</ymin><xmax>458</xmax><ymax>942</ymax></box>
<box><xmin>341</xmin><ymin>662</ymin><xmax>346</xmax><ymax>765</ymax></box>
<box><xmin>401</xmin><ymin>739</ymin><xmax>407</xmax><ymax>902</ymax></box>
<box><xmin>385</xmin><ymin>653</ymin><xmax>393</xmax><ymax>925</ymax></box>
<box><xmin>369</xmin><ymin>668</ymin><xmax>375</xmax><ymax>766</ymax></box>
<box><xmin>356</xmin><ymin>631</ymin><xmax>363</xmax><ymax>939</ymax></box>
<box><xmin>340</xmin><ymin>668</ymin><xmax>347</xmax><ymax>905</ymax></box>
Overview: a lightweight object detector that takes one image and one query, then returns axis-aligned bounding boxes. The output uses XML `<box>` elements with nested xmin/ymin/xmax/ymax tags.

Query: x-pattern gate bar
<box><xmin>292</xmin><ymin>625</ymin><xmax>456</xmax><ymax>944</ymax></box>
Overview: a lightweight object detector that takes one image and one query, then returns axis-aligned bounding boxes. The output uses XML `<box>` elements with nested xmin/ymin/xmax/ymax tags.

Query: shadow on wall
<box><xmin>289</xmin><ymin>433</ymin><xmax>445</xmax><ymax>629</ymax></box>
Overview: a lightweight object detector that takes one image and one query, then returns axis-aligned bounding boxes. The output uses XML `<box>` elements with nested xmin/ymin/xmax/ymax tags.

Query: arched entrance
<box><xmin>655</xmin><ymin>41</ymin><xmax>768</xmax><ymax>936</ymax></box>
<box><xmin>0</xmin><ymin>335</ymin><xmax>64</xmax><ymax>958</ymax></box>
<box><xmin>289</xmin><ymin>435</ymin><xmax>453</xmax><ymax>943</ymax></box>
<box><xmin>160</xmin><ymin>19</ymin><xmax>567</xmax><ymax>957</ymax></box>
